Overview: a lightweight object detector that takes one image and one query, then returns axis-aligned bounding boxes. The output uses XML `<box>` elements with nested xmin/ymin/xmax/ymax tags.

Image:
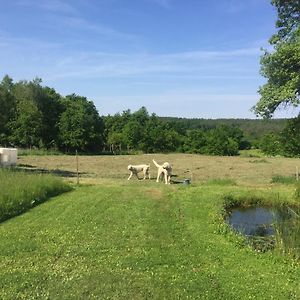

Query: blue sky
<box><xmin>0</xmin><ymin>0</ymin><xmax>298</xmax><ymax>118</ymax></box>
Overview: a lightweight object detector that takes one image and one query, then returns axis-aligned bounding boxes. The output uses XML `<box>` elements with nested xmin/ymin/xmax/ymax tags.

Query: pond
<box><xmin>226</xmin><ymin>206</ymin><xmax>300</xmax><ymax>253</ymax></box>
<box><xmin>226</xmin><ymin>206</ymin><xmax>299</xmax><ymax>237</ymax></box>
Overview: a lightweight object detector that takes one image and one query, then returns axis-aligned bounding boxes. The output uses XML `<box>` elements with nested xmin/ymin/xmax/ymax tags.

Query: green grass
<box><xmin>271</xmin><ymin>175</ymin><xmax>298</xmax><ymax>185</ymax></box>
<box><xmin>206</xmin><ymin>178</ymin><xmax>237</xmax><ymax>186</ymax></box>
<box><xmin>1</xmin><ymin>183</ymin><xmax>300</xmax><ymax>299</ymax></box>
<box><xmin>0</xmin><ymin>168</ymin><xmax>71</xmax><ymax>222</ymax></box>
<box><xmin>296</xmin><ymin>183</ymin><xmax>300</xmax><ymax>199</ymax></box>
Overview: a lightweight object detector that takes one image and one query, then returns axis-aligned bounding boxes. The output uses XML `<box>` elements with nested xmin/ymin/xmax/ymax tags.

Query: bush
<box><xmin>259</xmin><ymin>133</ymin><xmax>282</xmax><ymax>156</ymax></box>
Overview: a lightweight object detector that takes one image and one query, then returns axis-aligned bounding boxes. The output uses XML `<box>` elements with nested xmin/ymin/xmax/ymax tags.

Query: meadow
<box><xmin>1</xmin><ymin>153</ymin><xmax>300</xmax><ymax>299</ymax></box>
<box><xmin>17</xmin><ymin>151</ymin><xmax>300</xmax><ymax>187</ymax></box>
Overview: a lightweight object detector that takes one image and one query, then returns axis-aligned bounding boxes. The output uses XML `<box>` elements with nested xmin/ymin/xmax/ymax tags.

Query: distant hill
<box><xmin>159</xmin><ymin>117</ymin><xmax>288</xmax><ymax>143</ymax></box>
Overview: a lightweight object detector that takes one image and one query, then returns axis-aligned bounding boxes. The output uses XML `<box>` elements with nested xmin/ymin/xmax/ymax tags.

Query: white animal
<box><xmin>152</xmin><ymin>159</ymin><xmax>172</xmax><ymax>184</ymax></box>
<box><xmin>127</xmin><ymin>164</ymin><xmax>150</xmax><ymax>180</ymax></box>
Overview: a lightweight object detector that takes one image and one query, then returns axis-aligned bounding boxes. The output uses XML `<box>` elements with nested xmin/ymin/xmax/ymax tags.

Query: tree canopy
<box><xmin>253</xmin><ymin>0</ymin><xmax>300</xmax><ymax>118</ymax></box>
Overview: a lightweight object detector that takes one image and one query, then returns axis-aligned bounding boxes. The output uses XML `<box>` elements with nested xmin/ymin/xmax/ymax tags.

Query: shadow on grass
<box><xmin>16</xmin><ymin>165</ymin><xmax>87</xmax><ymax>178</ymax></box>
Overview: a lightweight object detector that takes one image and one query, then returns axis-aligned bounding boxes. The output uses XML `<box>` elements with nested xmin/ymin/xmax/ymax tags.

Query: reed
<box><xmin>274</xmin><ymin>207</ymin><xmax>300</xmax><ymax>260</ymax></box>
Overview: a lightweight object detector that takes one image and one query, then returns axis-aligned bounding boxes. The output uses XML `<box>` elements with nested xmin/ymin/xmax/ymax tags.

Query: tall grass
<box><xmin>0</xmin><ymin>168</ymin><xmax>71</xmax><ymax>222</ymax></box>
<box><xmin>274</xmin><ymin>207</ymin><xmax>300</xmax><ymax>260</ymax></box>
<box><xmin>274</xmin><ymin>187</ymin><xmax>300</xmax><ymax>259</ymax></box>
<box><xmin>296</xmin><ymin>182</ymin><xmax>300</xmax><ymax>199</ymax></box>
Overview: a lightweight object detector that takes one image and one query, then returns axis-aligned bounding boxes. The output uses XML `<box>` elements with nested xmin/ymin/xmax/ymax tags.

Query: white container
<box><xmin>0</xmin><ymin>148</ymin><xmax>18</xmax><ymax>167</ymax></box>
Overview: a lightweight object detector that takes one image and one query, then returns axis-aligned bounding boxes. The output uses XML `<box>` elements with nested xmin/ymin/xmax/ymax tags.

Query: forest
<box><xmin>0</xmin><ymin>75</ymin><xmax>299</xmax><ymax>156</ymax></box>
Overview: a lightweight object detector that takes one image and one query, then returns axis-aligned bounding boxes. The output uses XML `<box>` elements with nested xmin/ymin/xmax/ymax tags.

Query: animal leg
<box><xmin>164</xmin><ymin>170</ymin><xmax>168</xmax><ymax>184</ymax></box>
<box><xmin>156</xmin><ymin>171</ymin><xmax>161</xmax><ymax>182</ymax></box>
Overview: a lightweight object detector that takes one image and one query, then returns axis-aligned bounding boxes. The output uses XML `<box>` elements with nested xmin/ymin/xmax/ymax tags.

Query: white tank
<box><xmin>0</xmin><ymin>148</ymin><xmax>18</xmax><ymax>167</ymax></box>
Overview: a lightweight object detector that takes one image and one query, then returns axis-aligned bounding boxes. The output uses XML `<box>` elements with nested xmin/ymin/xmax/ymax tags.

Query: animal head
<box><xmin>162</xmin><ymin>162</ymin><xmax>171</xmax><ymax>170</ymax></box>
<box><xmin>127</xmin><ymin>165</ymin><xmax>133</xmax><ymax>170</ymax></box>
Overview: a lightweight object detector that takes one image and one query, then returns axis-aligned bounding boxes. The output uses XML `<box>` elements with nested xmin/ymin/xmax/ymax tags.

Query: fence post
<box><xmin>76</xmin><ymin>150</ymin><xmax>79</xmax><ymax>185</ymax></box>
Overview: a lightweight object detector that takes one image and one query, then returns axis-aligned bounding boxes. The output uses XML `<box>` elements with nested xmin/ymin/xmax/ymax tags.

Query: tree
<box><xmin>183</xmin><ymin>129</ymin><xmax>206</xmax><ymax>153</ymax></box>
<box><xmin>107</xmin><ymin>131</ymin><xmax>125</xmax><ymax>153</ymax></box>
<box><xmin>10</xmin><ymin>78</ymin><xmax>63</xmax><ymax>148</ymax></box>
<box><xmin>9</xmin><ymin>99</ymin><xmax>43</xmax><ymax>148</ymax></box>
<box><xmin>122</xmin><ymin>120</ymin><xmax>144</xmax><ymax>151</ymax></box>
<box><xmin>58</xmin><ymin>94</ymin><xmax>104</xmax><ymax>152</ymax></box>
<box><xmin>140</xmin><ymin>114</ymin><xmax>163</xmax><ymax>153</ymax></box>
<box><xmin>37</xmin><ymin>86</ymin><xmax>63</xmax><ymax>148</ymax></box>
<box><xmin>259</xmin><ymin>133</ymin><xmax>282</xmax><ymax>156</ymax></box>
<box><xmin>203</xmin><ymin>125</ymin><xmax>241</xmax><ymax>156</ymax></box>
<box><xmin>253</xmin><ymin>0</ymin><xmax>300</xmax><ymax>118</ymax></box>
<box><xmin>0</xmin><ymin>75</ymin><xmax>15</xmax><ymax>145</ymax></box>
<box><xmin>280</xmin><ymin>115</ymin><xmax>300</xmax><ymax>157</ymax></box>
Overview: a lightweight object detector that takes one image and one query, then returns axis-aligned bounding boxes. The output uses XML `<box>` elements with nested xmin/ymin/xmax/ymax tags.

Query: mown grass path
<box><xmin>1</xmin><ymin>184</ymin><xmax>299</xmax><ymax>299</ymax></box>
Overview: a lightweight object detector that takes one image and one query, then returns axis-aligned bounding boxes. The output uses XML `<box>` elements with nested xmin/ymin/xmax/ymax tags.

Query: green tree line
<box><xmin>104</xmin><ymin>107</ymin><xmax>249</xmax><ymax>155</ymax></box>
<box><xmin>0</xmin><ymin>75</ymin><xmax>250</xmax><ymax>155</ymax></box>
<box><xmin>1</xmin><ymin>74</ymin><xmax>299</xmax><ymax>156</ymax></box>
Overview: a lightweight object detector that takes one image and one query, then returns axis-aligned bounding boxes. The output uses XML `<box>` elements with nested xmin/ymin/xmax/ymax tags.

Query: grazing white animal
<box><xmin>127</xmin><ymin>164</ymin><xmax>150</xmax><ymax>180</ymax></box>
<box><xmin>152</xmin><ymin>159</ymin><xmax>172</xmax><ymax>184</ymax></box>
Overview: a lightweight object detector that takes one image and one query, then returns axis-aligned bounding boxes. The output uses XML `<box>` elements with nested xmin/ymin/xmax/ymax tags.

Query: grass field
<box><xmin>17</xmin><ymin>152</ymin><xmax>300</xmax><ymax>186</ymax></box>
<box><xmin>1</xmin><ymin>153</ymin><xmax>300</xmax><ymax>299</ymax></box>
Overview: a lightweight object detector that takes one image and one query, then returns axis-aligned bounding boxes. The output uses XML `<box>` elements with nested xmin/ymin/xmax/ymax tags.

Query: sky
<box><xmin>0</xmin><ymin>0</ymin><xmax>298</xmax><ymax>119</ymax></box>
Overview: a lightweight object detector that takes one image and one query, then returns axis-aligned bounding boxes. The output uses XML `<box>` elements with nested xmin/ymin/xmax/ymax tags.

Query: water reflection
<box><xmin>227</xmin><ymin>206</ymin><xmax>295</xmax><ymax>237</ymax></box>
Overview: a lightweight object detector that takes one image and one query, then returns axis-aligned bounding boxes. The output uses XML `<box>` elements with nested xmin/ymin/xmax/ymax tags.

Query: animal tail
<box><xmin>152</xmin><ymin>159</ymin><xmax>160</xmax><ymax>168</ymax></box>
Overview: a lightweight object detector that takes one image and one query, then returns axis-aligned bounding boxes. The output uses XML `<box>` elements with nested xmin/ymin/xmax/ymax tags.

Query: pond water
<box><xmin>226</xmin><ymin>206</ymin><xmax>298</xmax><ymax>237</ymax></box>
